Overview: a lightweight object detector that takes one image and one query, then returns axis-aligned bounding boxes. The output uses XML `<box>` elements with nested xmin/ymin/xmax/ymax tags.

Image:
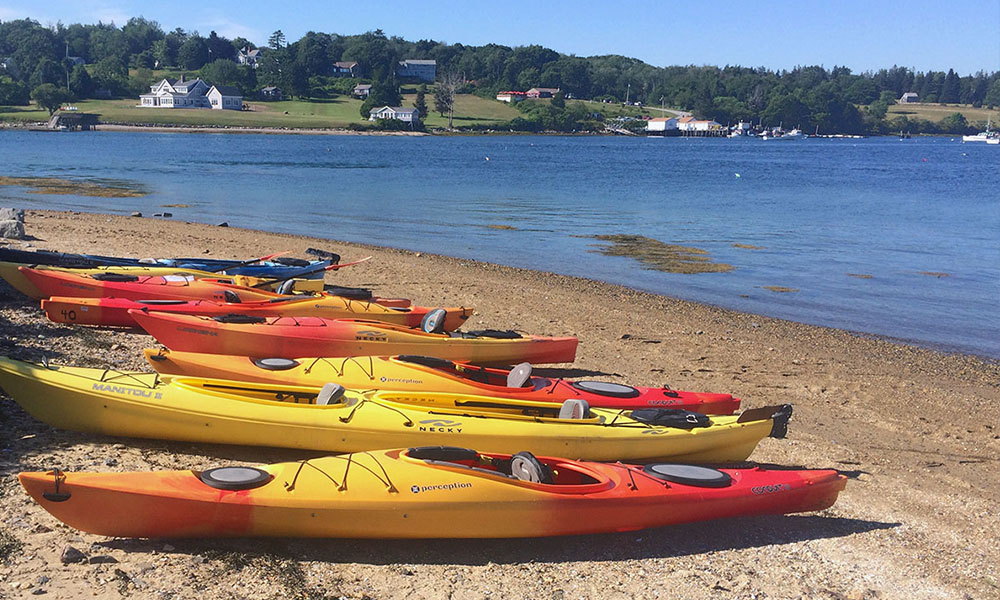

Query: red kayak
<box><xmin>41</xmin><ymin>296</ymin><xmax>472</xmax><ymax>332</ymax></box>
<box><xmin>143</xmin><ymin>349</ymin><xmax>741</xmax><ymax>414</ymax></box>
<box><xmin>19</xmin><ymin>266</ymin><xmax>411</xmax><ymax>308</ymax></box>
<box><xmin>131</xmin><ymin>311</ymin><xmax>579</xmax><ymax>366</ymax></box>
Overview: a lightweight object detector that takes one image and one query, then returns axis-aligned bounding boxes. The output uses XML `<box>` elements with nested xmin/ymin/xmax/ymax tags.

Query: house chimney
<box><xmin>179</xmin><ymin>74</ymin><xmax>185</xmax><ymax>83</ymax></box>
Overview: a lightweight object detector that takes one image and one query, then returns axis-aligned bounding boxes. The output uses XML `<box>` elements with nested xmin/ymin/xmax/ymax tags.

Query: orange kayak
<box><xmin>19</xmin><ymin>447</ymin><xmax>846</xmax><ymax>538</ymax></box>
<box><xmin>131</xmin><ymin>311</ymin><xmax>578</xmax><ymax>366</ymax></box>
<box><xmin>19</xmin><ymin>266</ymin><xmax>298</xmax><ymax>303</ymax></box>
<box><xmin>143</xmin><ymin>349</ymin><xmax>740</xmax><ymax>414</ymax></box>
<box><xmin>41</xmin><ymin>296</ymin><xmax>472</xmax><ymax>332</ymax></box>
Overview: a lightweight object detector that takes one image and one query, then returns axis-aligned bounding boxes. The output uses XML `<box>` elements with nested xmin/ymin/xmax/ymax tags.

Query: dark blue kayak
<box><xmin>0</xmin><ymin>247</ymin><xmax>338</xmax><ymax>280</ymax></box>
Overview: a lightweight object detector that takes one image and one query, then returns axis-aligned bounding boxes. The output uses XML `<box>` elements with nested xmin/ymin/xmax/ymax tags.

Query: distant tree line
<box><xmin>1</xmin><ymin>17</ymin><xmax>998</xmax><ymax>134</ymax></box>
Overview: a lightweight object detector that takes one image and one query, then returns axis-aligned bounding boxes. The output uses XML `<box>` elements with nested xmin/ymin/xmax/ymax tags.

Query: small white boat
<box><xmin>761</xmin><ymin>128</ymin><xmax>803</xmax><ymax>141</ymax></box>
<box><xmin>962</xmin><ymin>119</ymin><xmax>997</xmax><ymax>143</ymax></box>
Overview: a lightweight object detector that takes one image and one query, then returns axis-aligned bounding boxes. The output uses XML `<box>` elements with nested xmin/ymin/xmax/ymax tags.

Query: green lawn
<box><xmin>0</xmin><ymin>93</ymin><xmax>520</xmax><ymax>130</ymax></box>
<box><xmin>417</xmin><ymin>93</ymin><xmax>520</xmax><ymax>128</ymax></box>
<box><xmin>888</xmin><ymin>102</ymin><xmax>999</xmax><ymax>127</ymax></box>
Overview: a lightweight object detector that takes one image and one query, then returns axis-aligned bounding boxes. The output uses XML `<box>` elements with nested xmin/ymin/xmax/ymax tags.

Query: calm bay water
<box><xmin>1</xmin><ymin>130</ymin><xmax>997</xmax><ymax>357</ymax></box>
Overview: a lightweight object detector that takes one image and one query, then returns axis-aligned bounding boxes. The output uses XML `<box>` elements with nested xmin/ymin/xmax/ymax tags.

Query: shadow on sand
<box><xmin>96</xmin><ymin>514</ymin><xmax>898</xmax><ymax>566</ymax></box>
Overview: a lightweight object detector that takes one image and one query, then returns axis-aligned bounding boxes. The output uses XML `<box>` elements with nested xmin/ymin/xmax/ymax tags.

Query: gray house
<box><xmin>397</xmin><ymin>59</ymin><xmax>436</xmax><ymax>82</ymax></box>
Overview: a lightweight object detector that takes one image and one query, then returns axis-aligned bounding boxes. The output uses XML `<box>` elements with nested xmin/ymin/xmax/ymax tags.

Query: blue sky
<box><xmin>2</xmin><ymin>0</ymin><xmax>998</xmax><ymax>74</ymax></box>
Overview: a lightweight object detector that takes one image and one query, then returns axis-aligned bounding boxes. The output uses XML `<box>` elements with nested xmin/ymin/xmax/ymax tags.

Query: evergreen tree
<box><xmin>68</xmin><ymin>64</ymin><xmax>94</xmax><ymax>97</ymax></box>
<box><xmin>414</xmin><ymin>83</ymin><xmax>428</xmax><ymax>117</ymax></box>
<box><xmin>940</xmin><ymin>69</ymin><xmax>960</xmax><ymax>104</ymax></box>
<box><xmin>268</xmin><ymin>30</ymin><xmax>286</xmax><ymax>50</ymax></box>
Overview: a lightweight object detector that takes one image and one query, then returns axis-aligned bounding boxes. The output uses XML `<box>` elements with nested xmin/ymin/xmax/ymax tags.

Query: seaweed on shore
<box><xmin>0</xmin><ymin>529</ymin><xmax>22</xmax><ymax>562</ymax></box>
<box><xmin>587</xmin><ymin>234</ymin><xmax>734</xmax><ymax>274</ymax></box>
<box><xmin>0</xmin><ymin>176</ymin><xmax>147</xmax><ymax>198</ymax></box>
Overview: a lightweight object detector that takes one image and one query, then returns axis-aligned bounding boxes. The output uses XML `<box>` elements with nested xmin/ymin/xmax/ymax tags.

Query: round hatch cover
<box><xmin>252</xmin><ymin>357</ymin><xmax>301</xmax><ymax>371</ymax></box>
<box><xmin>199</xmin><ymin>466</ymin><xmax>272</xmax><ymax>490</ymax></box>
<box><xmin>642</xmin><ymin>464</ymin><xmax>732</xmax><ymax>488</ymax></box>
<box><xmin>570</xmin><ymin>380</ymin><xmax>640</xmax><ymax>398</ymax></box>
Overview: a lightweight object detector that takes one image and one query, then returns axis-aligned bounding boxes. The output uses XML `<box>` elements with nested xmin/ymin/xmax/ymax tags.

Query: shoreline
<box><xmin>2</xmin><ymin>119</ymin><xmax>956</xmax><ymax>138</ymax></box>
<box><xmin>9</xmin><ymin>204</ymin><xmax>992</xmax><ymax>361</ymax></box>
<box><xmin>1</xmin><ymin>209</ymin><xmax>998</xmax><ymax>599</ymax></box>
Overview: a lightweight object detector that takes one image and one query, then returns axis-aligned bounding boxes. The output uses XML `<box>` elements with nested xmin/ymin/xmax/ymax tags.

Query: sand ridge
<box><xmin>0</xmin><ymin>209</ymin><xmax>997</xmax><ymax>599</ymax></box>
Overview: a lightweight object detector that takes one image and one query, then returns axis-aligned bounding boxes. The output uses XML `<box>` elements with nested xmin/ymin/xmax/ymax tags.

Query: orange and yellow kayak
<box><xmin>42</xmin><ymin>296</ymin><xmax>472</xmax><ymax>331</ymax></box>
<box><xmin>19</xmin><ymin>447</ymin><xmax>846</xmax><ymax>538</ymax></box>
<box><xmin>131</xmin><ymin>311</ymin><xmax>578</xmax><ymax>366</ymax></box>
<box><xmin>143</xmin><ymin>349</ymin><xmax>740</xmax><ymax>414</ymax></box>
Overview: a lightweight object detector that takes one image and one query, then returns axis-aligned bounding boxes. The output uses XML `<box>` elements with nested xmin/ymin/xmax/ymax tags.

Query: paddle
<box><xmin>209</xmin><ymin>251</ymin><xmax>292</xmax><ymax>273</ymax></box>
<box><xmin>249</xmin><ymin>256</ymin><xmax>373</xmax><ymax>289</ymax></box>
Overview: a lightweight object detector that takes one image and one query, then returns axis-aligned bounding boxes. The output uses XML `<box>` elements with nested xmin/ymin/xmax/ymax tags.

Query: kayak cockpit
<box><xmin>399</xmin><ymin>447</ymin><xmax>613</xmax><ymax>493</ymax></box>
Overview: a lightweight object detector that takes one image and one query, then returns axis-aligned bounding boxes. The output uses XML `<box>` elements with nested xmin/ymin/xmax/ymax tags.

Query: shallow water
<box><xmin>1</xmin><ymin>130</ymin><xmax>997</xmax><ymax>357</ymax></box>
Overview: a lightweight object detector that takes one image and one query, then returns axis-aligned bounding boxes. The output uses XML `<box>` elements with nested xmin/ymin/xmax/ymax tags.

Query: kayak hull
<box><xmin>143</xmin><ymin>349</ymin><xmax>741</xmax><ymax>414</ymax></box>
<box><xmin>131</xmin><ymin>312</ymin><xmax>578</xmax><ymax>366</ymax></box>
<box><xmin>19</xmin><ymin>449</ymin><xmax>845</xmax><ymax>538</ymax></box>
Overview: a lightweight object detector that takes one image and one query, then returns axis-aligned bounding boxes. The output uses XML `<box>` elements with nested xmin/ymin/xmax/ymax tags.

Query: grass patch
<box><xmin>732</xmin><ymin>243</ymin><xmax>765</xmax><ymax>250</ymax></box>
<box><xmin>763</xmin><ymin>286</ymin><xmax>799</xmax><ymax>292</ymax></box>
<box><xmin>0</xmin><ymin>176</ymin><xmax>147</xmax><ymax>198</ymax></box>
<box><xmin>588</xmin><ymin>234</ymin><xmax>734</xmax><ymax>274</ymax></box>
<box><xmin>847</xmin><ymin>273</ymin><xmax>873</xmax><ymax>279</ymax></box>
<box><xmin>888</xmin><ymin>103</ymin><xmax>1000</xmax><ymax>127</ymax></box>
<box><xmin>1</xmin><ymin>93</ymin><xmax>520</xmax><ymax>131</ymax></box>
<box><xmin>419</xmin><ymin>93</ymin><xmax>520</xmax><ymax>129</ymax></box>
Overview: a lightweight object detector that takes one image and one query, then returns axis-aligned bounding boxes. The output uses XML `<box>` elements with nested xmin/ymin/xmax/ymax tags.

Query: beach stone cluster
<box><xmin>0</xmin><ymin>207</ymin><xmax>25</xmax><ymax>239</ymax></box>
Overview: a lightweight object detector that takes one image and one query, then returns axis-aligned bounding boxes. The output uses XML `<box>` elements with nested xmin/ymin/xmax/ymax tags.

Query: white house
<box><xmin>237</xmin><ymin>47</ymin><xmax>262</xmax><ymax>69</ymax></box>
<box><xmin>646</xmin><ymin>117</ymin><xmax>678</xmax><ymax>132</ymax></box>
<box><xmin>675</xmin><ymin>116</ymin><xmax>722</xmax><ymax>132</ymax></box>
<box><xmin>526</xmin><ymin>87</ymin><xmax>560</xmax><ymax>99</ymax></box>
<box><xmin>207</xmin><ymin>85</ymin><xmax>243</xmax><ymax>110</ymax></box>
<box><xmin>691</xmin><ymin>119</ymin><xmax>722</xmax><ymax>132</ymax></box>
<box><xmin>899</xmin><ymin>92</ymin><xmax>919</xmax><ymax>104</ymax></box>
<box><xmin>369</xmin><ymin>106</ymin><xmax>419</xmax><ymax>123</ymax></box>
<box><xmin>139</xmin><ymin>76</ymin><xmax>241</xmax><ymax>110</ymax></box>
<box><xmin>353</xmin><ymin>83</ymin><xmax>372</xmax><ymax>98</ymax></box>
<box><xmin>397</xmin><ymin>59</ymin><xmax>436</xmax><ymax>82</ymax></box>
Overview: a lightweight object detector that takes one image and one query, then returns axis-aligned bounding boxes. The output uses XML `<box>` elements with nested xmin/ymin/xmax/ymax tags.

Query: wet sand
<box><xmin>0</xmin><ymin>209</ymin><xmax>997</xmax><ymax>599</ymax></box>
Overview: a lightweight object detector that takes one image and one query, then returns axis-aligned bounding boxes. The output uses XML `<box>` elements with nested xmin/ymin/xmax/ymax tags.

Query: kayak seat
<box><xmin>278</xmin><ymin>279</ymin><xmax>297</xmax><ymax>295</ymax></box>
<box><xmin>224</xmin><ymin>290</ymin><xmax>241</xmax><ymax>303</ymax></box>
<box><xmin>509</xmin><ymin>451</ymin><xmax>554</xmax><ymax>484</ymax></box>
<box><xmin>316</xmin><ymin>383</ymin><xmax>346</xmax><ymax>405</ymax></box>
<box><xmin>506</xmin><ymin>363</ymin><xmax>533</xmax><ymax>388</ymax></box>
<box><xmin>558</xmin><ymin>399</ymin><xmax>590</xmax><ymax>419</ymax></box>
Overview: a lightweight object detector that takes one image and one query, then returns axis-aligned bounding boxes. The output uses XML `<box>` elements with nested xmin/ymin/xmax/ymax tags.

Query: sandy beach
<box><xmin>0</xmin><ymin>209</ymin><xmax>997</xmax><ymax>599</ymax></box>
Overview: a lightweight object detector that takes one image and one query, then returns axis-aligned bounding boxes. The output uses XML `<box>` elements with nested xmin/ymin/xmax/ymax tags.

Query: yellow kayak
<box><xmin>0</xmin><ymin>261</ymin><xmax>322</xmax><ymax>299</ymax></box>
<box><xmin>0</xmin><ymin>356</ymin><xmax>790</xmax><ymax>463</ymax></box>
